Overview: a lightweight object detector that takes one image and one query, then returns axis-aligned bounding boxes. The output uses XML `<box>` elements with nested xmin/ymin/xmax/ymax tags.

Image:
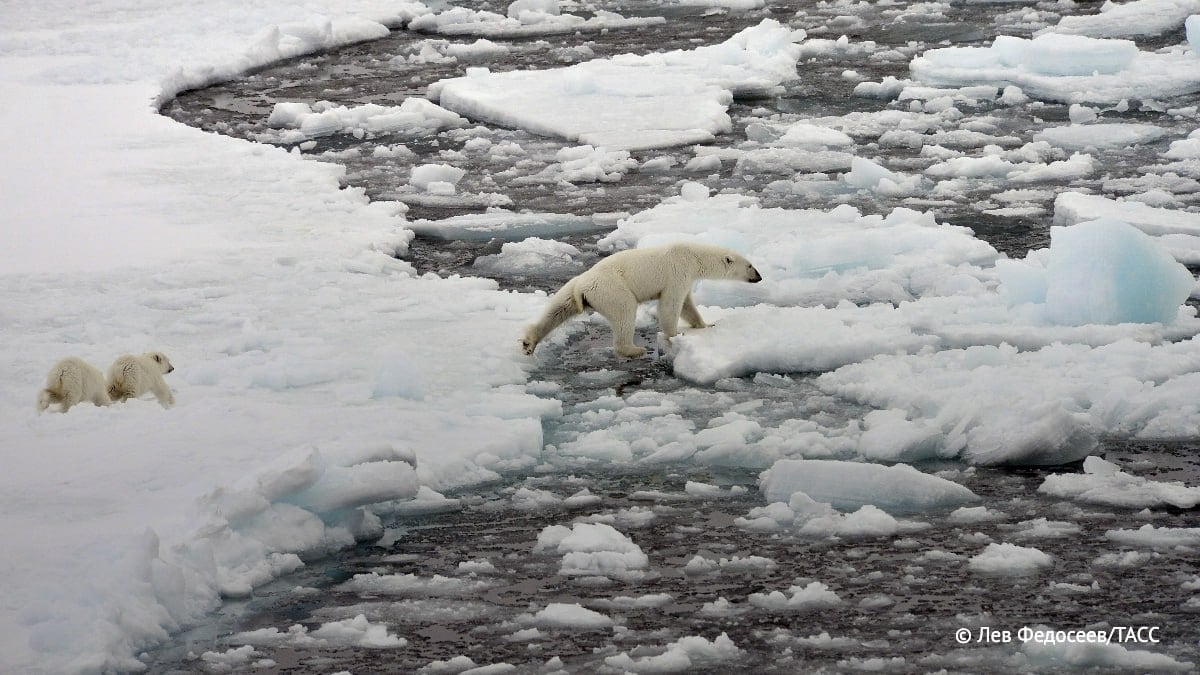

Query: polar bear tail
<box><xmin>521</xmin><ymin>279</ymin><xmax>584</xmax><ymax>355</ymax></box>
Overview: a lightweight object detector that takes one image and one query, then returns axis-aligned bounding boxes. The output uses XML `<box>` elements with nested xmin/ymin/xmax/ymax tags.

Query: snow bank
<box><xmin>758</xmin><ymin>459</ymin><xmax>979</xmax><ymax>514</ymax></box>
<box><xmin>428</xmin><ymin>20</ymin><xmax>804</xmax><ymax>150</ymax></box>
<box><xmin>1040</xmin><ymin>456</ymin><xmax>1200</xmax><ymax>508</ymax></box>
<box><xmin>0</xmin><ymin>1</ymin><xmax>562</xmax><ymax>672</ymax></box>
<box><xmin>911</xmin><ymin>34</ymin><xmax>1200</xmax><ymax>103</ymax></box>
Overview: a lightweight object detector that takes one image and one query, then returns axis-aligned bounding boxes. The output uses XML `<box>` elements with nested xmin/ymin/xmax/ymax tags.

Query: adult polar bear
<box><xmin>522</xmin><ymin>241</ymin><xmax>762</xmax><ymax>358</ymax></box>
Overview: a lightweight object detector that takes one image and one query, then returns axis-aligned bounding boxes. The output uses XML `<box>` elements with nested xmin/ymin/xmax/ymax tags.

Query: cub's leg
<box><xmin>585</xmin><ymin>285</ymin><xmax>645</xmax><ymax>358</ymax></box>
<box><xmin>152</xmin><ymin>382</ymin><xmax>175</xmax><ymax>408</ymax></box>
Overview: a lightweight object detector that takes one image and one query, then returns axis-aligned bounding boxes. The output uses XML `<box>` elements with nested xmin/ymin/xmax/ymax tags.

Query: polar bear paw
<box><xmin>616</xmin><ymin>345</ymin><xmax>647</xmax><ymax>359</ymax></box>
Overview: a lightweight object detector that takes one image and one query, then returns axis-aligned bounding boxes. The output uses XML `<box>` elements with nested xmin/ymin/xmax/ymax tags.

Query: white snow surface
<box><xmin>0</xmin><ymin>2</ymin><xmax>562</xmax><ymax>673</ymax></box>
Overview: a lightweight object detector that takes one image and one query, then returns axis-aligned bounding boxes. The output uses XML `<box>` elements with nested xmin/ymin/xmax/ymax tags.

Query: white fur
<box><xmin>107</xmin><ymin>351</ymin><xmax>176</xmax><ymax>408</ymax></box>
<box><xmin>37</xmin><ymin>357</ymin><xmax>112</xmax><ymax>413</ymax></box>
<box><xmin>521</xmin><ymin>242</ymin><xmax>762</xmax><ymax>358</ymax></box>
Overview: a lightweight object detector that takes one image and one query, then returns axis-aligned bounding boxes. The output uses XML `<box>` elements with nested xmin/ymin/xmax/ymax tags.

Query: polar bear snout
<box><xmin>748</xmin><ymin>266</ymin><xmax>762</xmax><ymax>283</ymax></box>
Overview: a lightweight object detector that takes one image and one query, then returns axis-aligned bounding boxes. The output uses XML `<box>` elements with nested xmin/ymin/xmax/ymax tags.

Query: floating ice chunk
<box><xmin>968</xmin><ymin>542</ymin><xmax>1053</xmax><ymax>575</ymax></box>
<box><xmin>758</xmin><ymin>459</ymin><xmax>979</xmax><ymax>514</ymax></box>
<box><xmin>232</xmin><ymin>614</ymin><xmax>406</xmax><ymax>648</ymax></box>
<box><xmin>341</xmin><ymin>572</ymin><xmax>492</xmax><ymax>597</ymax></box>
<box><xmin>535</xmin><ymin>522</ymin><xmax>649</xmax><ymax>579</ymax></box>
<box><xmin>550</xmin><ymin>145</ymin><xmax>638</xmax><ymax>183</ymax></box>
<box><xmin>410</xmin><ymin>211</ymin><xmax>611</xmax><ymax>241</ymax></box>
<box><xmin>532</xmin><ymin>603</ymin><xmax>614</xmax><ymax>629</ymax></box>
<box><xmin>1046</xmin><ymin>219</ymin><xmax>1194</xmax><ymax>325</ymax></box>
<box><xmin>998</xmin><ymin>219</ymin><xmax>1195</xmax><ymax>325</ymax></box>
<box><xmin>1046</xmin><ymin>0</ymin><xmax>1200</xmax><ymax>40</ymax></box>
<box><xmin>429</xmin><ymin>20</ymin><xmax>803</xmax><ymax>150</ymax></box>
<box><xmin>604</xmin><ymin>632</ymin><xmax>742</xmax><ymax>672</ymax></box>
<box><xmin>264</xmin><ymin>99</ymin><xmax>465</xmax><ymax>141</ymax></box>
<box><xmin>749</xmin><ymin>581</ymin><xmax>843</xmax><ymax>610</ymax></box>
<box><xmin>1033</xmin><ymin>123</ymin><xmax>1168</xmax><ymax>151</ymax></box>
<box><xmin>1104</xmin><ymin>524</ymin><xmax>1200</xmax><ymax>550</ymax></box>
<box><xmin>1190</xmin><ymin>15</ymin><xmax>1200</xmax><ymax>53</ymax></box>
<box><xmin>472</xmin><ymin>238</ymin><xmax>583</xmax><ymax>276</ymax></box>
<box><xmin>410</xmin><ymin>164</ymin><xmax>467</xmax><ymax>191</ymax></box>
<box><xmin>1054</xmin><ymin>192</ymin><xmax>1200</xmax><ymax>238</ymax></box>
<box><xmin>507</xmin><ymin>0</ymin><xmax>560</xmax><ymax>20</ymax></box>
<box><xmin>1019</xmin><ymin>635</ymin><xmax>1195</xmax><ymax>672</ymax></box>
<box><xmin>1040</xmin><ymin>456</ymin><xmax>1200</xmax><ymax>508</ymax></box>
<box><xmin>777</xmin><ymin>122</ymin><xmax>855</xmax><ymax>149</ymax></box>
<box><xmin>411</xmin><ymin>4</ymin><xmax>661</xmax><ymax>38</ymax></box>
<box><xmin>911</xmin><ymin>34</ymin><xmax>1200</xmax><ymax>103</ymax></box>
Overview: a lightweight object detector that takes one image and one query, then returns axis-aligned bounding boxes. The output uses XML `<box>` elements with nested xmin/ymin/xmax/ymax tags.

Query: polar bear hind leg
<box><xmin>583</xmin><ymin>285</ymin><xmax>645</xmax><ymax>358</ymax></box>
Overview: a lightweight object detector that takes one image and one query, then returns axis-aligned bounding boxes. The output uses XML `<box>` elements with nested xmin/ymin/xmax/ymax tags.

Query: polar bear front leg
<box><xmin>152</xmin><ymin>382</ymin><xmax>175</xmax><ymax>408</ymax></box>
<box><xmin>587</xmin><ymin>286</ymin><xmax>645</xmax><ymax>358</ymax></box>
<box><xmin>680</xmin><ymin>292</ymin><xmax>708</xmax><ymax>329</ymax></box>
<box><xmin>657</xmin><ymin>288</ymin><xmax>687</xmax><ymax>340</ymax></box>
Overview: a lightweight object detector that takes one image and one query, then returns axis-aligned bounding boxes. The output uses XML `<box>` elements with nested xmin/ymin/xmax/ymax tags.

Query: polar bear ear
<box><xmin>724</xmin><ymin>255</ymin><xmax>734</xmax><ymax>265</ymax></box>
<box><xmin>152</xmin><ymin>353</ymin><xmax>163</xmax><ymax>364</ymax></box>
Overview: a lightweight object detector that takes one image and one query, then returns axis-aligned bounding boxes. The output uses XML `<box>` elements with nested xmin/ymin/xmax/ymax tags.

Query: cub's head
<box><xmin>723</xmin><ymin>252</ymin><xmax>762</xmax><ymax>283</ymax></box>
<box><xmin>146</xmin><ymin>351</ymin><xmax>175</xmax><ymax>374</ymax></box>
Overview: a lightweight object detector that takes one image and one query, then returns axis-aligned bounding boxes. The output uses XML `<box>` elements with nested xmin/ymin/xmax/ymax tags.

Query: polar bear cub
<box><xmin>522</xmin><ymin>241</ymin><xmax>762</xmax><ymax>358</ymax></box>
<box><xmin>107</xmin><ymin>352</ymin><xmax>176</xmax><ymax>408</ymax></box>
<box><xmin>37</xmin><ymin>357</ymin><xmax>112</xmax><ymax>413</ymax></box>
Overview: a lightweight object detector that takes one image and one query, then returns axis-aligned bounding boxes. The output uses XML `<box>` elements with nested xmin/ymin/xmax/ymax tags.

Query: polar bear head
<box><xmin>145</xmin><ymin>351</ymin><xmax>174</xmax><ymax>374</ymax></box>
<box><xmin>721</xmin><ymin>251</ymin><xmax>762</xmax><ymax>283</ymax></box>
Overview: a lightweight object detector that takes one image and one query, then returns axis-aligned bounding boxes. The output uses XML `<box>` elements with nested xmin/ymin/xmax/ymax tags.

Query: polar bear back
<box><xmin>581</xmin><ymin>242</ymin><xmax>754</xmax><ymax>301</ymax></box>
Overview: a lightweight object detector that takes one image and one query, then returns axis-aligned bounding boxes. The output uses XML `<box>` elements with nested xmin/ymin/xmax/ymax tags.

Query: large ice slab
<box><xmin>1033</xmin><ymin>123</ymin><xmax>1168</xmax><ymax>151</ymax></box>
<box><xmin>910</xmin><ymin>34</ymin><xmax>1200</xmax><ymax>103</ymax></box>
<box><xmin>758</xmin><ymin>459</ymin><xmax>979</xmax><ymax>514</ymax></box>
<box><xmin>428</xmin><ymin>20</ymin><xmax>804</xmax><ymax>150</ymax></box>
<box><xmin>1043</xmin><ymin>0</ymin><xmax>1200</xmax><ymax>39</ymax></box>
<box><xmin>820</xmin><ymin>337</ymin><xmax>1200</xmax><ymax>466</ymax></box>
<box><xmin>1039</xmin><ymin>456</ymin><xmax>1200</xmax><ymax>508</ymax></box>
